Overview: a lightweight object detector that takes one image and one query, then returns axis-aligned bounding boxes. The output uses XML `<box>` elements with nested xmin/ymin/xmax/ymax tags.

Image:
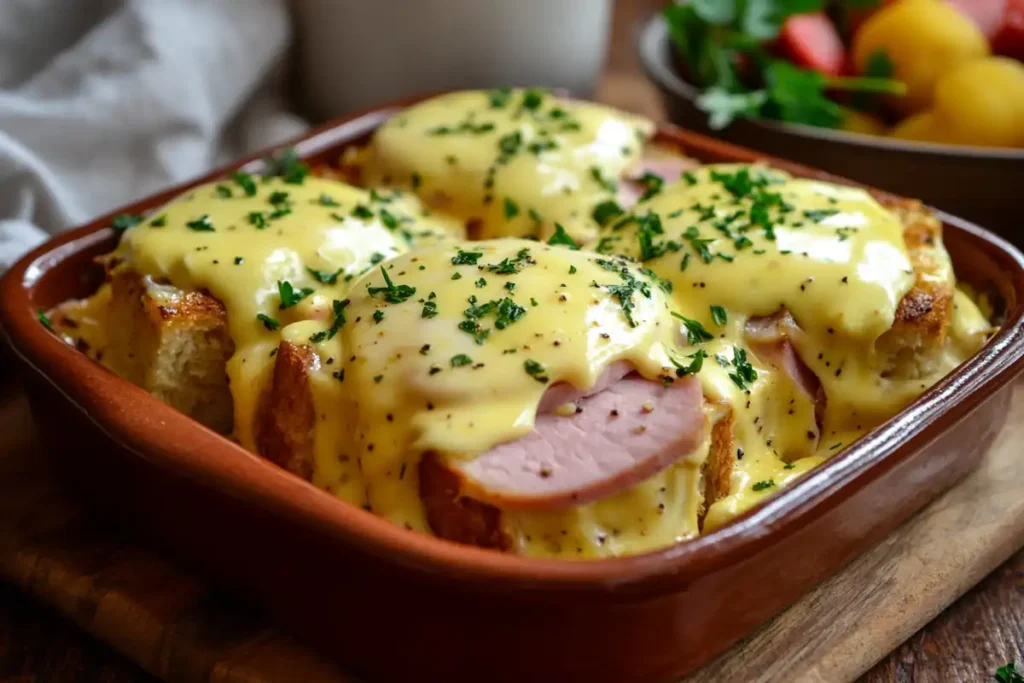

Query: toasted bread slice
<box><xmin>255</xmin><ymin>341</ymin><xmax>318</xmax><ymax>480</ymax></box>
<box><xmin>877</xmin><ymin>199</ymin><xmax>954</xmax><ymax>377</ymax></box>
<box><xmin>51</xmin><ymin>271</ymin><xmax>234</xmax><ymax>433</ymax></box>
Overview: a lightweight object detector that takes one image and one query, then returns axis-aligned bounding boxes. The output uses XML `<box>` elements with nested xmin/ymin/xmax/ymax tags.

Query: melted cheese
<box><xmin>358</xmin><ymin>89</ymin><xmax>654</xmax><ymax>244</ymax></box>
<box><xmin>54</xmin><ymin>91</ymin><xmax>995</xmax><ymax>560</ymax></box>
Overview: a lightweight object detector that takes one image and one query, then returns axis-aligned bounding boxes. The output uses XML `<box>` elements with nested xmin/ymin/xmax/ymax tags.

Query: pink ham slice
<box><xmin>445</xmin><ymin>374</ymin><xmax>705</xmax><ymax>511</ymax></box>
<box><xmin>745</xmin><ymin>310</ymin><xmax>826</xmax><ymax>438</ymax></box>
<box><xmin>617</xmin><ymin>155</ymin><xmax>701</xmax><ymax>208</ymax></box>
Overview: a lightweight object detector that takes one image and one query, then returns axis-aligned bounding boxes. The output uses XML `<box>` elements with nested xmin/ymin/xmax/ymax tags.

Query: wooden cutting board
<box><xmin>1</xmin><ymin>378</ymin><xmax>1022</xmax><ymax>683</ymax></box>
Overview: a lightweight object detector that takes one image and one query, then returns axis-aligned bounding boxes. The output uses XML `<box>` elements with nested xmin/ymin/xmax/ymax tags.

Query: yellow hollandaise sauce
<box><xmin>325</xmin><ymin>240</ymin><xmax>713</xmax><ymax>557</ymax></box>
<box><xmin>593</xmin><ymin>163</ymin><xmax>990</xmax><ymax>529</ymax></box>
<box><xmin>112</xmin><ymin>172</ymin><xmax>461</xmax><ymax>449</ymax></box>
<box><xmin>357</xmin><ymin>89</ymin><xmax>654</xmax><ymax>244</ymax></box>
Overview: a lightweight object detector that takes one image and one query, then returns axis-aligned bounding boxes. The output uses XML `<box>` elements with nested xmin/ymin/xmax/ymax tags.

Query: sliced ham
<box><xmin>535</xmin><ymin>360</ymin><xmax>633</xmax><ymax>414</ymax></box>
<box><xmin>441</xmin><ymin>374</ymin><xmax>706</xmax><ymax>511</ymax></box>
<box><xmin>745</xmin><ymin>310</ymin><xmax>826</xmax><ymax>442</ymax></box>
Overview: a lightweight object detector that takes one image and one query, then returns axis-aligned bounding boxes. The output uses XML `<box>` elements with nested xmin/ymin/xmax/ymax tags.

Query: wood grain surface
<box><xmin>1</xmin><ymin>2</ymin><xmax>1022</xmax><ymax>681</ymax></box>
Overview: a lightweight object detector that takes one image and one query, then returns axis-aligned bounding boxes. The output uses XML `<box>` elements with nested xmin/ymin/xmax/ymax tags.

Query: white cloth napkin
<box><xmin>0</xmin><ymin>0</ymin><xmax>307</xmax><ymax>270</ymax></box>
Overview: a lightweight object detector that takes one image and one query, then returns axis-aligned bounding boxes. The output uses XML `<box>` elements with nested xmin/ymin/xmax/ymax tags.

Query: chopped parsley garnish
<box><xmin>711</xmin><ymin>168</ymin><xmax>763</xmax><ymax>199</ymax></box>
<box><xmin>379</xmin><ymin>208</ymin><xmax>399</xmax><ymax>229</ymax></box>
<box><xmin>521</xmin><ymin>88</ymin><xmax>545</xmax><ymax>110</ymax></box>
<box><xmin>309</xmin><ymin>299</ymin><xmax>349</xmax><ymax>342</ymax></box>
<box><xmin>683</xmin><ymin>226</ymin><xmax>714</xmax><ymax>263</ymax></box>
<box><xmin>351</xmin><ymin>204</ymin><xmax>375</xmax><ymax>220</ymax></box>
<box><xmin>149</xmin><ymin>214</ymin><xmax>167</xmax><ymax>228</ymax></box>
<box><xmin>372</xmin><ymin>309</ymin><xmax>385</xmax><ymax>324</ymax></box>
<box><xmin>994</xmin><ymin>662</ymin><xmax>1023</xmax><ymax>683</ymax></box>
<box><xmin>671</xmin><ymin>349</ymin><xmax>707</xmax><ymax>377</ymax></box>
<box><xmin>475</xmin><ymin>277</ymin><xmax>487</xmax><ymax>288</ymax></box>
<box><xmin>421</xmin><ymin>300</ymin><xmax>438</xmax><ymax>318</ymax></box>
<box><xmin>494</xmin><ymin>297</ymin><xmax>526</xmax><ymax>329</ymax></box>
<box><xmin>595</xmin><ymin>237</ymin><xmax>619</xmax><ymax>255</ymax></box>
<box><xmin>505</xmin><ymin>281</ymin><xmax>516</xmax><ymax>292</ymax></box>
<box><xmin>637</xmin><ymin>172</ymin><xmax>665</xmax><ymax>202</ymax></box>
<box><xmin>528</xmin><ymin>208</ymin><xmax>543</xmax><ymax>224</ymax></box>
<box><xmin>728</xmin><ymin>347</ymin><xmax>757</xmax><ymax>390</ymax></box>
<box><xmin>306</xmin><ymin>265</ymin><xmax>344</xmax><ymax>285</ymax></box>
<box><xmin>636</xmin><ymin>211</ymin><xmax>667</xmax><ymax>261</ymax></box>
<box><xmin>804</xmin><ymin>208</ymin><xmax>840</xmax><ymax>222</ymax></box>
<box><xmin>710</xmin><ymin>305</ymin><xmax>728</xmax><ymax>326</ymax></box>
<box><xmin>233</xmin><ymin>257</ymin><xmax>244</xmax><ymax>265</ymax></box>
<box><xmin>262</xmin><ymin>147</ymin><xmax>309</xmax><ymax>184</ymax></box>
<box><xmin>503</xmin><ymin>197</ymin><xmax>519</xmax><ymax>220</ymax></box>
<box><xmin>592</xmin><ymin>200</ymin><xmax>624</xmax><ymax>227</ymax></box>
<box><xmin>485</xmin><ymin>248</ymin><xmax>534</xmax><ymax>275</ymax></box>
<box><xmin>672</xmin><ymin>313</ymin><xmax>714</xmax><ymax>344</ymax></box>
<box><xmin>319</xmin><ymin>193</ymin><xmax>340</xmax><ymax>207</ymax></box>
<box><xmin>498</xmin><ymin>131</ymin><xmax>522</xmax><ymax>156</ymax></box>
<box><xmin>111</xmin><ymin>213</ymin><xmax>143</xmax><ymax>233</ymax></box>
<box><xmin>589</xmin><ymin>166</ymin><xmax>617</xmax><ymax>193</ymax></box>
<box><xmin>215</xmin><ymin>184</ymin><xmax>233</xmax><ymax>198</ymax></box>
<box><xmin>524</xmin><ymin>359</ymin><xmax>549</xmax><ymax>383</ymax></box>
<box><xmin>752</xmin><ymin>479</ymin><xmax>775</xmax><ymax>491</ymax></box>
<box><xmin>37</xmin><ymin>310</ymin><xmax>53</xmax><ymax>331</ymax></box>
<box><xmin>366</xmin><ymin>267</ymin><xmax>416</xmax><ymax>303</ymax></box>
<box><xmin>830</xmin><ymin>442</ymin><xmax>843</xmax><ymax>450</ymax></box>
<box><xmin>277</xmin><ymin>280</ymin><xmax>314</xmax><ymax>309</ymax></box>
<box><xmin>429</xmin><ymin>120</ymin><xmax>495</xmax><ymax>136</ymax></box>
<box><xmin>451</xmin><ymin>354</ymin><xmax>473</xmax><ymax>368</ymax></box>
<box><xmin>451</xmin><ymin>249</ymin><xmax>483</xmax><ymax>266</ymax></box>
<box><xmin>488</xmin><ymin>87</ymin><xmax>512</xmax><ymax>108</ymax></box>
<box><xmin>451</xmin><ymin>272</ymin><xmax>463</xmax><ymax>280</ymax></box>
<box><xmin>186</xmin><ymin>215</ymin><xmax>215</xmax><ymax>232</ymax></box>
<box><xmin>682</xmin><ymin>171</ymin><xmax>698</xmax><ymax>185</ymax></box>
<box><xmin>248</xmin><ymin>211</ymin><xmax>267</xmax><ymax>229</ymax></box>
<box><xmin>231</xmin><ymin>171</ymin><xmax>258</xmax><ymax>196</ymax></box>
<box><xmin>569</xmin><ymin>265</ymin><xmax>577</xmax><ymax>274</ymax></box>
<box><xmin>547</xmin><ymin>223</ymin><xmax>579</xmax><ymax>250</ymax></box>
<box><xmin>597</xmin><ymin>259</ymin><xmax>654</xmax><ymax>328</ymax></box>
<box><xmin>257</xmin><ymin>313</ymin><xmax>280</xmax><ymax>331</ymax></box>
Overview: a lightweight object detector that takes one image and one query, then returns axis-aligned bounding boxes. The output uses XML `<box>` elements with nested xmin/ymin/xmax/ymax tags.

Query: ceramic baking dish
<box><xmin>3</xmin><ymin>98</ymin><xmax>1024</xmax><ymax>683</ymax></box>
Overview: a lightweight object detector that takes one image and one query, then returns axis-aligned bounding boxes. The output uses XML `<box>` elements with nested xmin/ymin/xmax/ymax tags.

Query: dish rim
<box><xmin>3</xmin><ymin>95</ymin><xmax>1024</xmax><ymax>597</ymax></box>
<box><xmin>639</xmin><ymin>15</ymin><xmax>1024</xmax><ymax>162</ymax></box>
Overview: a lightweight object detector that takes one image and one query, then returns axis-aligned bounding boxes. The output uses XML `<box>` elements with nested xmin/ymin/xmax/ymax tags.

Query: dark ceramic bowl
<box><xmin>2</xmin><ymin>97</ymin><xmax>1024</xmax><ymax>683</ymax></box>
<box><xmin>639</xmin><ymin>15</ymin><xmax>1024</xmax><ymax>239</ymax></box>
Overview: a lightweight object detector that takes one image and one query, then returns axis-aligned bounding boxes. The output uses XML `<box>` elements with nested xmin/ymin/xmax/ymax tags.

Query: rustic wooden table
<box><xmin>1</xmin><ymin>2</ymin><xmax>1021</xmax><ymax>681</ymax></box>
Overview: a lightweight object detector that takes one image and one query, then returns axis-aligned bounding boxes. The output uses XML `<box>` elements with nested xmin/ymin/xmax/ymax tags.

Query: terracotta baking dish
<box><xmin>3</xmin><ymin>98</ymin><xmax>1024</xmax><ymax>683</ymax></box>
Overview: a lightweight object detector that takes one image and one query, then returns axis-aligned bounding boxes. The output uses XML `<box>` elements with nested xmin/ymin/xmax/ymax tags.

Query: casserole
<box><xmin>2</xmin><ymin>95</ymin><xmax>1023</xmax><ymax>682</ymax></box>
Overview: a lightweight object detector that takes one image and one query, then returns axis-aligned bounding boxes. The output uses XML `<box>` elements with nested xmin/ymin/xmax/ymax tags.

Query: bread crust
<box><xmin>255</xmin><ymin>341</ymin><xmax>318</xmax><ymax>481</ymax></box>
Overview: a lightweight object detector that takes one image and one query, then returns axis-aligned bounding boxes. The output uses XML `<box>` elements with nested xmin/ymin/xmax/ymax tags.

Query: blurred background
<box><xmin>1</xmin><ymin>0</ymin><xmax>1021</xmax><ymax>274</ymax></box>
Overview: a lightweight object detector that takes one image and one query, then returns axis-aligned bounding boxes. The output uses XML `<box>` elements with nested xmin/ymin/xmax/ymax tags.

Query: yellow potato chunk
<box><xmin>932</xmin><ymin>57</ymin><xmax>1024</xmax><ymax>148</ymax></box>
<box><xmin>853</xmin><ymin>0</ymin><xmax>989</xmax><ymax>114</ymax></box>
<box><xmin>890</xmin><ymin>111</ymin><xmax>945</xmax><ymax>143</ymax></box>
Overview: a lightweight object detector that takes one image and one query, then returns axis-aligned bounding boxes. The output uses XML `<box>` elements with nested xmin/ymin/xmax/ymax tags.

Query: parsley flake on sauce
<box><xmin>451</xmin><ymin>249</ymin><xmax>483</xmax><ymax>266</ymax></box>
<box><xmin>672</xmin><ymin>312</ymin><xmax>714</xmax><ymax>345</ymax></box>
<box><xmin>547</xmin><ymin>223</ymin><xmax>579</xmax><ymax>250</ymax></box>
<box><xmin>366</xmin><ymin>267</ymin><xmax>416</xmax><ymax>303</ymax></box>
<box><xmin>503</xmin><ymin>197</ymin><xmax>519</xmax><ymax>220</ymax></box>
<box><xmin>186</xmin><ymin>215</ymin><xmax>215</xmax><ymax>232</ymax></box>
<box><xmin>752</xmin><ymin>479</ymin><xmax>775</xmax><ymax>492</ymax></box>
<box><xmin>277</xmin><ymin>280</ymin><xmax>314</xmax><ymax>309</ymax></box>
<box><xmin>309</xmin><ymin>299</ymin><xmax>349</xmax><ymax>342</ymax></box>
<box><xmin>306</xmin><ymin>266</ymin><xmax>344</xmax><ymax>285</ymax></box>
<box><xmin>671</xmin><ymin>349</ymin><xmax>707</xmax><ymax>377</ymax></box>
<box><xmin>231</xmin><ymin>171</ymin><xmax>258</xmax><ymax>196</ymax></box>
<box><xmin>451</xmin><ymin>354</ymin><xmax>473</xmax><ymax>368</ymax></box>
<box><xmin>257</xmin><ymin>313</ymin><xmax>280</xmax><ymax>331</ymax></box>
<box><xmin>728</xmin><ymin>348</ymin><xmax>758</xmax><ymax>390</ymax></box>
<box><xmin>710</xmin><ymin>305</ymin><xmax>728</xmax><ymax>326</ymax></box>
<box><xmin>524</xmin><ymin>359</ymin><xmax>549</xmax><ymax>383</ymax></box>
